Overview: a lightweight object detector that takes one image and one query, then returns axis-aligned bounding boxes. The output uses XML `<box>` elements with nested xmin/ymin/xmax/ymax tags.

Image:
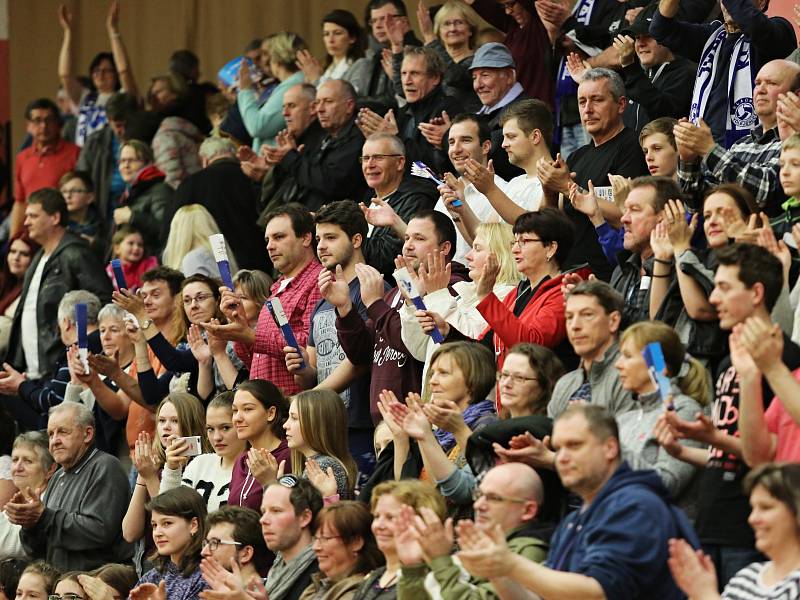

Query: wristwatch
<box><xmin>140</xmin><ymin>319</ymin><xmax>154</xmax><ymax>331</ymax></box>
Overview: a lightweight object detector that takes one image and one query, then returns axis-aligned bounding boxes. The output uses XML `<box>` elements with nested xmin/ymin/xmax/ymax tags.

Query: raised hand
<box><xmin>392</xmin><ymin>505</ymin><xmax>426</xmax><ymax>565</ymax></box>
<box><xmin>418</xmin><ymin>111</ymin><xmax>451</xmax><ymax>149</ymax></box>
<box><xmin>187</xmin><ymin>324</ymin><xmax>212</xmax><ymax>366</ymax></box>
<box><xmin>106</xmin><ymin>0</ymin><xmax>120</xmax><ymax>34</ymax></box>
<box><xmin>134</xmin><ymin>432</ymin><xmax>160</xmax><ymax>478</ymax></box>
<box><xmin>416</xmin><ymin>0</ymin><xmax>436</xmax><ymax>42</ymax></box>
<box><xmin>360</xmin><ymin>197</ymin><xmax>401</xmax><ymax>229</ymax></box>
<box><xmin>77</xmin><ymin>574</ymin><xmax>118</xmax><ymax>600</ymax></box>
<box><xmin>58</xmin><ymin>4</ymin><xmax>72</xmax><ymax>31</ymax></box>
<box><xmin>296</xmin><ymin>49</ymin><xmax>324</xmax><ymax>83</ymax></box>
<box><xmin>129</xmin><ymin>581</ymin><xmax>167</xmax><ymax>600</ymax></box>
<box><xmin>376</xmin><ymin>390</ymin><xmax>408</xmax><ymax>440</ymax></box>
<box><xmin>650</xmin><ymin>221</ymin><xmax>674</xmax><ymax>262</ymax></box>
<box><xmin>112</xmin><ymin>288</ymin><xmax>147</xmax><ymax>321</ymax></box>
<box><xmin>568</xmin><ymin>180</ymin><xmax>601</xmax><ymax>222</ymax></box>
<box><xmin>455</xmin><ymin>521</ymin><xmax>513</xmax><ymax>579</ymax></box>
<box><xmin>417</xmin><ymin>250</ymin><xmax>451</xmax><ymax>295</ymax></box>
<box><xmin>413</xmin><ymin>506</ymin><xmax>454</xmax><ymax>562</ymax></box>
<box><xmin>663</xmin><ymin>410</ymin><xmax>717</xmax><ymax>445</ymax></box>
<box><xmin>493</xmin><ymin>431</ymin><xmax>555</xmax><ymax>469</ymax></box>
<box><xmin>421</xmin><ymin>398</ymin><xmax>466</xmax><ymax>434</ymax></box>
<box><xmin>612</xmin><ymin>34</ymin><xmax>635</xmax><ymax>67</ymax></box>
<box><xmin>738</xmin><ymin>317</ymin><xmax>783</xmax><ymax>374</ymax></box>
<box><xmin>306</xmin><ymin>458</ymin><xmax>338</xmax><ymax>497</ymax></box>
<box><xmin>246</xmin><ymin>447</ymin><xmax>284</xmax><ymax>486</ymax></box>
<box><xmin>653</xmin><ymin>413</ymin><xmax>685</xmax><ymax>458</ymax></box>
<box><xmin>164</xmin><ymin>435</ymin><xmax>191</xmax><ymax>471</ymax></box>
<box><xmin>355</xmin><ymin>263</ymin><xmax>387</xmax><ymax>307</ymax></box>
<box><xmin>399</xmin><ymin>396</ymin><xmax>433</xmax><ymax>441</ymax></box>
<box><xmin>415</xmin><ymin>309</ymin><xmax>449</xmax><ymax>337</ymax></box>
<box><xmin>318</xmin><ymin>264</ymin><xmax>352</xmax><ymax>311</ymax></box>
<box><xmin>283</xmin><ymin>345</ymin><xmax>310</xmax><ymax>374</ymax></box>
<box><xmin>475</xmin><ymin>252</ymin><xmax>499</xmax><ymax>300</ymax></box>
<box><xmin>462</xmin><ymin>158</ymin><xmax>494</xmax><ymax>194</ymax></box>
<box><xmin>88</xmin><ymin>350</ymin><xmax>123</xmax><ymax>379</ymax></box>
<box><xmin>667</xmin><ymin>538</ymin><xmax>719</xmax><ymax>599</ymax></box>
<box><xmin>663</xmin><ymin>198</ymin><xmax>695</xmax><ymax>254</ymax></box>
<box><xmin>565</xmin><ymin>52</ymin><xmax>590</xmax><ymax>84</ymax></box>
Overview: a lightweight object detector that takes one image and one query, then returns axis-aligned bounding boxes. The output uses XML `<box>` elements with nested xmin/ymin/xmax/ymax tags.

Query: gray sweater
<box><xmin>548</xmin><ymin>342</ymin><xmax>637</xmax><ymax>419</ymax></box>
<box><xmin>618</xmin><ymin>384</ymin><xmax>706</xmax><ymax>519</ymax></box>
<box><xmin>20</xmin><ymin>446</ymin><xmax>133</xmax><ymax>571</ymax></box>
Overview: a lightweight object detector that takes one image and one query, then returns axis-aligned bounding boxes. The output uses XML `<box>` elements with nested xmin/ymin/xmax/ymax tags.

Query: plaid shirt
<box><xmin>678</xmin><ymin>126</ymin><xmax>783</xmax><ymax>212</ymax></box>
<box><xmin>234</xmin><ymin>259</ymin><xmax>323</xmax><ymax>395</ymax></box>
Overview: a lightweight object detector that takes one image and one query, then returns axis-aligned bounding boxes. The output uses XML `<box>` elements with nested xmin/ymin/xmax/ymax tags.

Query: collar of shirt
<box><xmin>478</xmin><ymin>82</ymin><xmax>524</xmax><ymax>115</ymax></box>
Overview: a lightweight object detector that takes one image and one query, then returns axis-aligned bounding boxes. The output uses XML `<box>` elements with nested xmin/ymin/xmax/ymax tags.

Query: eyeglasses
<box><xmin>313</xmin><ymin>533</ymin><xmax>342</xmax><ymax>544</ymax></box>
<box><xmin>278</xmin><ymin>474</ymin><xmax>300</xmax><ymax>488</ymax></box>
<box><xmin>49</xmin><ymin>595</ymin><xmax>85</xmax><ymax>600</ymax></box>
<box><xmin>202</xmin><ymin>537</ymin><xmax>243</xmax><ymax>552</ymax></box>
<box><xmin>471</xmin><ymin>488</ymin><xmax>528</xmax><ymax>504</ymax></box>
<box><xmin>512</xmin><ymin>237</ymin><xmax>543</xmax><ymax>248</ymax></box>
<box><xmin>183</xmin><ymin>293</ymin><xmax>215</xmax><ymax>306</ymax></box>
<box><xmin>61</xmin><ymin>188</ymin><xmax>89</xmax><ymax>197</ymax></box>
<box><xmin>359</xmin><ymin>154</ymin><xmax>403</xmax><ymax>163</ymax></box>
<box><xmin>442</xmin><ymin>19</ymin><xmax>467</xmax><ymax>28</ymax></box>
<box><xmin>497</xmin><ymin>371</ymin><xmax>538</xmax><ymax>385</ymax></box>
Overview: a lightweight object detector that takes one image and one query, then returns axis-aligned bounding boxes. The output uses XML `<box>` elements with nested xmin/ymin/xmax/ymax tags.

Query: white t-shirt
<box><xmin>21</xmin><ymin>254</ymin><xmax>49</xmax><ymax>379</ymax></box>
<box><xmin>435</xmin><ymin>174</ymin><xmax>543</xmax><ymax>265</ymax></box>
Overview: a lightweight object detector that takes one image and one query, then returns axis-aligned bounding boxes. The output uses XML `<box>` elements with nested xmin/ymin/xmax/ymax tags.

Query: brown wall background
<box><xmin>9</xmin><ymin>0</ymin><xmax>384</xmax><ymax>149</ymax></box>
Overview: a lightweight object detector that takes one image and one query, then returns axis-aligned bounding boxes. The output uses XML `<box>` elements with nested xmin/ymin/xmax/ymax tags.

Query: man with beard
<box><xmin>283</xmin><ymin>201</ymin><xmax>384</xmax><ymax>477</ymax></box>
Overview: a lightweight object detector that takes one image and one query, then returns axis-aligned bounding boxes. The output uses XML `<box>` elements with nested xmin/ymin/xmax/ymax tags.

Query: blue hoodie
<box><xmin>546</xmin><ymin>462</ymin><xmax>700</xmax><ymax>600</ymax></box>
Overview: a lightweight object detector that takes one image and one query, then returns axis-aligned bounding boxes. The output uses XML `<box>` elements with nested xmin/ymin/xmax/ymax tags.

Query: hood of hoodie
<box><xmin>587</xmin><ymin>462</ymin><xmax>671</xmax><ymax>515</ymax></box>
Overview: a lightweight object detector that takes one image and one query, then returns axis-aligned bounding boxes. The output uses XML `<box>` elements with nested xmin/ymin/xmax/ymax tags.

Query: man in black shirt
<box><xmin>659</xmin><ymin>243</ymin><xmax>800</xmax><ymax>589</ymax></box>
<box><xmin>538</xmin><ymin>68</ymin><xmax>648</xmax><ymax>281</ymax></box>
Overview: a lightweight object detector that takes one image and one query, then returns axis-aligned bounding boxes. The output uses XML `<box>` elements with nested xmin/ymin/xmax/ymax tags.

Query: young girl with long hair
<box><xmin>227</xmin><ymin>379</ymin><xmax>290</xmax><ymax>511</ymax></box>
<box><xmin>159</xmin><ymin>392</ymin><xmax>246</xmax><ymax>512</ymax></box>
<box><xmin>162</xmin><ymin>204</ymin><xmax>238</xmax><ymax>279</ymax></box>
<box><xmin>285</xmin><ymin>389</ymin><xmax>358</xmax><ymax>499</ymax></box>
<box><xmin>130</xmin><ymin>487</ymin><xmax>208</xmax><ymax>599</ymax></box>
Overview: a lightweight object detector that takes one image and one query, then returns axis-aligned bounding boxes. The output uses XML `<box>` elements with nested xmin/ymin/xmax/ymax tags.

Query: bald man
<box><xmin>398</xmin><ymin>463</ymin><xmax>552</xmax><ymax>599</ymax></box>
<box><xmin>676</xmin><ymin>59</ymin><xmax>800</xmax><ymax>215</ymax></box>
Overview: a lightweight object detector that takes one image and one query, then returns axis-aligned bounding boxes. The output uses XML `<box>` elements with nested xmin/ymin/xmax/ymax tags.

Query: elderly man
<box><xmin>360</xmin><ymin>133</ymin><xmax>438</xmax><ymax>279</ymax></box>
<box><xmin>165</xmin><ymin>136</ymin><xmax>268</xmax><ymax>271</ymax></box>
<box><xmin>270</xmin><ymin>79</ymin><xmax>367</xmax><ymax>212</ymax></box>
<box><xmin>470</xmin><ymin>42</ymin><xmax>527</xmax><ymax>181</ymax></box>
<box><xmin>675</xmin><ymin>59</ymin><xmax>800</xmax><ymax>215</ymax></box>
<box><xmin>398</xmin><ymin>463</ymin><xmax>552</xmax><ymax>600</ymax></box>
<box><xmin>454</xmin><ymin>404</ymin><xmax>699</xmax><ymax>600</ymax></box>
<box><xmin>5</xmin><ymin>401</ymin><xmax>132</xmax><ymax>571</ymax></box>
<box><xmin>359</xmin><ymin>46</ymin><xmax>464</xmax><ymax>174</ymax></box>
<box><xmin>538</xmin><ymin>68</ymin><xmax>649</xmax><ymax>280</ymax></box>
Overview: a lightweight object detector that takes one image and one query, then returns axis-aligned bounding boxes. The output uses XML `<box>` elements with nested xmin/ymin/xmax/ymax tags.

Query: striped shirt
<box><xmin>723</xmin><ymin>562</ymin><xmax>800</xmax><ymax>599</ymax></box>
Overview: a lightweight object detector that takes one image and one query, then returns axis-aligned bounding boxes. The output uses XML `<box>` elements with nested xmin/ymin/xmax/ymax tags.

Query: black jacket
<box><xmin>166</xmin><ymin>157</ymin><xmax>270</xmax><ymax>271</ymax></box>
<box><xmin>76</xmin><ymin>126</ymin><xmax>116</xmax><ymax>224</ymax></box>
<box><xmin>362</xmin><ymin>176</ymin><xmax>439</xmax><ymax>280</ymax></box>
<box><xmin>621</xmin><ymin>56</ymin><xmax>698</xmax><ymax>132</ymax></box>
<box><xmin>274</xmin><ymin>117</ymin><xmax>367</xmax><ymax>212</ymax></box>
<box><xmin>398</xmin><ymin>85</ymin><xmax>465</xmax><ymax>175</ymax></box>
<box><xmin>6</xmin><ymin>232</ymin><xmax>112</xmax><ymax>379</ymax></box>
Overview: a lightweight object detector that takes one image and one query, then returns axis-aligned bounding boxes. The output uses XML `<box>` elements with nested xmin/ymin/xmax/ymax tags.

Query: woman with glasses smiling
<box><xmin>299</xmin><ymin>501</ymin><xmax>383</xmax><ymax>600</ymax></box>
<box><xmin>49</xmin><ymin>573</ymin><xmax>87</xmax><ymax>600</ymax></box>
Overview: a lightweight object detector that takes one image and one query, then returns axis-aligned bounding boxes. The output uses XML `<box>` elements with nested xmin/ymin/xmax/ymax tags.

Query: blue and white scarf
<box><xmin>690</xmin><ymin>24</ymin><xmax>756</xmax><ymax>149</ymax></box>
<box><xmin>76</xmin><ymin>91</ymin><xmax>109</xmax><ymax>147</ymax></box>
<box><xmin>554</xmin><ymin>0</ymin><xmax>595</xmax><ymax>142</ymax></box>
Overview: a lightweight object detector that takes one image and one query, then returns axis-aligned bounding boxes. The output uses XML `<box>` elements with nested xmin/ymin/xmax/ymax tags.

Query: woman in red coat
<box><xmin>429</xmin><ymin>209</ymin><xmax>586</xmax><ymax>409</ymax></box>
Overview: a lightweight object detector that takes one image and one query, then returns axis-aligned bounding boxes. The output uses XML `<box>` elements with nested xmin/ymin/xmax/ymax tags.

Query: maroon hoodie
<box><xmin>336</xmin><ymin>262</ymin><xmax>469</xmax><ymax>423</ymax></box>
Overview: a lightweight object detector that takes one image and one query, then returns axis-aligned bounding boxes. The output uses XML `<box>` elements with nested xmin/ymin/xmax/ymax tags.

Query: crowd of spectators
<box><xmin>3</xmin><ymin>0</ymin><xmax>800</xmax><ymax>598</ymax></box>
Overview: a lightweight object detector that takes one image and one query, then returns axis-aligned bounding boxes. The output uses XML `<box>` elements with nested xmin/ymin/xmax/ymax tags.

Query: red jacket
<box><xmin>477</xmin><ymin>267</ymin><xmax>590</xmax><ymax>397</ymax></box>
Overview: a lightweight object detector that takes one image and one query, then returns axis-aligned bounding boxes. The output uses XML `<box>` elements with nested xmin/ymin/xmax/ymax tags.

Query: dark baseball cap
<box><xmin>620</xmin><ymin>3</ymin><xmax>658</xmax><ymax>37</ymax></box>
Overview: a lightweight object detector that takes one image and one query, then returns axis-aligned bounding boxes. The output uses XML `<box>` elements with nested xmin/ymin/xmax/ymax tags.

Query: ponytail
<box><xmin>678</xmin><ymin>357</ymin><xmax>711</xmax><ymax>407</ymax></box>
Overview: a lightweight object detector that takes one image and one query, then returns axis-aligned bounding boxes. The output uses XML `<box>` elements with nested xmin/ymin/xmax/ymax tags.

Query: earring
<box><xmin>546</xmin><ymin>254</ymin><xmax>552</xmax><ymax>262</ymax></box>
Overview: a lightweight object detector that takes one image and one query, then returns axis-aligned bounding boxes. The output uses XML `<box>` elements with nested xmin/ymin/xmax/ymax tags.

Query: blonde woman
<box><xmin>162</xmin><ymin>204</ymin><xmax>238</xmax><ymax>279</ymax></box>
<box><xmin>284</xmin><ymin>389</ymin><xmax>358</xmax><ymax>499</ymax></box>
<box><xmin>237</xmin><ymin>31</ymin><xmax>307</xmax><ymax>150</ymax></box>
<box><xmin>400</xmin><ymin>221</ymin><xmax>520</xmax><ymax>393</ymax></box>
